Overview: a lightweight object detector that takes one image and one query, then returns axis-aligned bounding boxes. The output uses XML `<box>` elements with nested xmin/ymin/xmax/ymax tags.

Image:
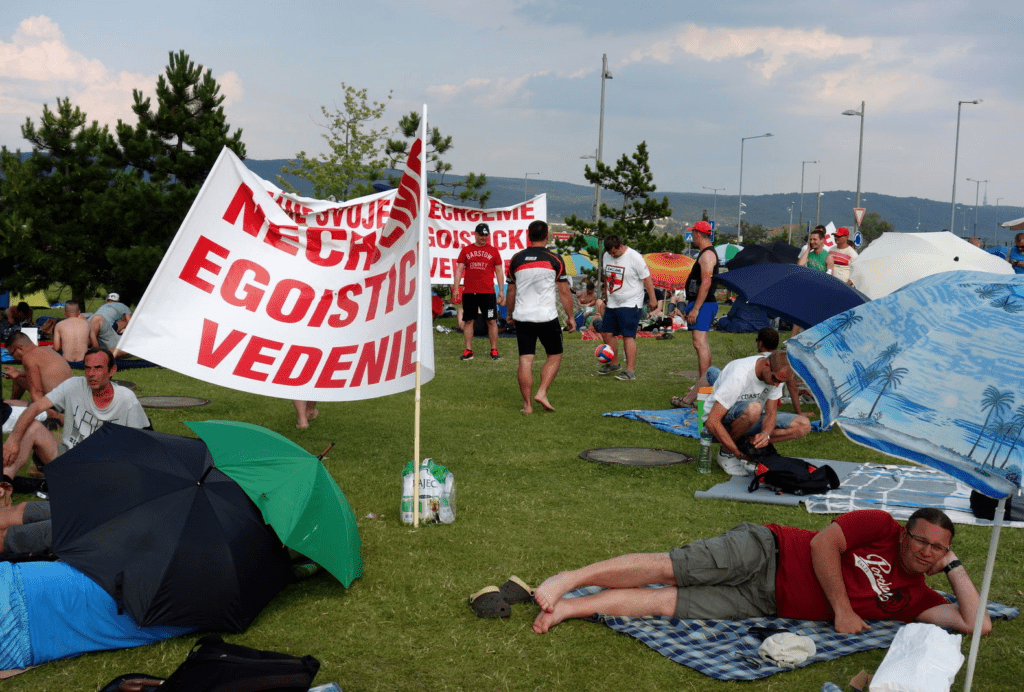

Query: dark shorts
<box><xmin>515</xmin><ymin>319</ymin><xmax>563</xmax><ymax>357</ymax></box>
<box><xmin>3</xmin><ymin>501</ymin><xmax>52</xmax><ymax>554</ymax></box>
<box><xmin>463</xmin><ymin>292</ymin><xmax>497</xmax><ymax>321</ymax></box>
<box><xmin>668</xmin><ymin>522</ymin><xmax>777</xmax><ymax>619</ymax></box>
<box><xmin>600</xmin><ymin>306</ymin><xmax>642</xmax><ymax>338</ymax></box>
<box><xmin>684</xmin><ymin>301</ymin><xmax>718</xmax><ymax>332</ymax></box>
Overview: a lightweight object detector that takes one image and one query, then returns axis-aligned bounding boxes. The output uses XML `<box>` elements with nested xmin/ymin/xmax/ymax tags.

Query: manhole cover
<box><xmin>579</xmin><ymin>447</ymin><xmax>694</xmax><ymax>466</ymax></box>
<box><xmin>112</xmin><ymin>379</ymin><xmax>136</xmax><ymax>390</ymax></box>
<box><xmin>138</xmin><ymin>396</ymin><xmax>210</xmax><ymax>409</ymax></box>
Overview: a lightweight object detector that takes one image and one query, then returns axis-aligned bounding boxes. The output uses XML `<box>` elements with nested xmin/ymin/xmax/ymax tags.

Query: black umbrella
<box><xmin>47</xmin><ymin>423</ymin><xmax>293</xmax><ymax>632</ymax></box>
<box><xmin>725</xmin><ymin>241</ymin><xmax>801</xmax><ymax>270</ymax></box>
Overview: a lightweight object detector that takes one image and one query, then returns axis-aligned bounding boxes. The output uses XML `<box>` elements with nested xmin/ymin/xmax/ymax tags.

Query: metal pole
<box><xmin>738</xmin><ymin>133</ymin><xmax>772</xmax><ymax>244</ymax></box>
<box><xmin>842</xmin><ymin>103</ymin><xmax>865</xmax><ymax>233</ymax></box>
<box><xmin>524</xmin><ymin>172</ymin><xmax>540</xmax><ymax>201</ymax></box>
<box><xmin>593</xmin><ymin>54</ymin><xmax>612</xmax><ymax>224</ymax></box>
<box><xmin>967</xmin><ymin>178</ymin><xmax>987</xmax><ymax>236</ymax></box>
<box><xmin>799</xmin><ymin>160</ymin><xmax>817</xmax><ymax>243</ymax></box>
<box><xmin>703</xmin><ymin>186</ymin><xmax>724</xmax><ymax>228</ymax></box>
<box><xmin>950</xmin><ymin>99</ymin><xmax>981</xmax><ymax>235</ymax></box>
<box><xmin>815</xmin><ymin>178</ymin><xmax>822</xmax><ymax>228</ymax></box>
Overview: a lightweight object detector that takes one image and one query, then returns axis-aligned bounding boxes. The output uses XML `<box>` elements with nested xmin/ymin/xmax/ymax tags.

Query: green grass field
<box><xmin>8</xmin><ymin>318</ymin><xmax>1024</xmax><ymax>691</ymax></box>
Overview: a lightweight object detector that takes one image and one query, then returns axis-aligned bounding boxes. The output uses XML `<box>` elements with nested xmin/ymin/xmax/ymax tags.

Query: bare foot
<box><xmin>307</xmin><ymin>406</ymin><xmax>319</xmax><ymax>422</ymax></box>
<box><xmin>520</xmin><ymin>407</ymin><xmax>533</xmax><ymax>414</ymax></box>
<box><xmin>534</xmin><ymin>394</ymin><xmax>555</xmax><ymax>412</ymax></box>
<box><xmin>296</xmin><ymin>421</ymin><xmax>309</xmax><ymax>429</ymax></box>
<box><xmin>534</xmin><ymin>571</ymin><xmax>575</xmax><ymax>613</ymax></box>
<box><xmin>533</xmin><ymin>607</ymin><xmax>568</xmax><ymax>634</ymax></box>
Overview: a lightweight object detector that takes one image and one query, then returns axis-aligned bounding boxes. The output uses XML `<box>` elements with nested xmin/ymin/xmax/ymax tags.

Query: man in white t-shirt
<box><xmin>701</xmin><ymin>350</ymin><xmax>811</xmax><ymax>475</ymax></box>
<box><xmin>2</xmin><ymin>348</ymin><xmax>150</xmax><ymax>476</ymax></box>
<box><xmin>598</xmin><ymin>235</ymin><xmax>657</xmax><ymax>381</ymax></box>
<box><xmin>830</xmin><ymin>226</ymin><xmax>858</xmax><ymax>285</ymax></box>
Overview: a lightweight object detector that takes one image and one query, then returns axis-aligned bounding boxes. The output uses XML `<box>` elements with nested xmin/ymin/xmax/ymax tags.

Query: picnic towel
<box><xmin>567</xmin><ymin>586</ymin><xmax>1017</xmax><ymax>681</ymax></box>
<box><xmin>694</xmin><ymin>460</ymin><xmax>862</xmax><ymax>506</ymax></box>
<box><xmin>803</xmin><ymin>463</ymin><xmax>1024</xmax><ymax>527</ymax></box>
<box><xmin>604</xmin><ymin>408</ymin><xmax>830</xmax><ymax>439</ymax></box>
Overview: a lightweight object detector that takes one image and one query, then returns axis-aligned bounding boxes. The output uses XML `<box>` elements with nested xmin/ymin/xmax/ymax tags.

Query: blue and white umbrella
<box><xmin>789</xmin><ymin>270</ymin><xmax>1024</xmax><ymax>499</ymax></box>
<box><xmin>788</xmin><ymin>270</ymin><xmax>1024</xmax><ymax>690</ymax></box>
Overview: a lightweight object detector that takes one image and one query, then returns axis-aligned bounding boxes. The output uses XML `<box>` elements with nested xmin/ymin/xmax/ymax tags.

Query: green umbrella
<box><xmin>185</xmin><ymin>420</ymin><xmax>362</xmax><ymax>587</ymax></box>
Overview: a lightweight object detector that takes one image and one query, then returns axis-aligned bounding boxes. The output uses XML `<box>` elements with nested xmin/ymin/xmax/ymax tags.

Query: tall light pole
<box><xmin>798</xmin><ymin>160</ymin><xmax>818</xmax><ymax>242</ymax></box>
<box><xmin>842</xmin><ymin>102</ymin><xmax>865</xmax><ymax>234</ymax></box>
<box><xmin>788</xmin><ymin>201</ymin><xmax>795</xmax><ymax>239</ymax></box>
<box><xmin>593</xmin><ymin>54</ymin><xmax>613</xmax><ymax>224</ymax></box>
<box><xmin>966</xmin><ymin>178</ymin><xmax>987</xmax><ymax>236</ymax></box>
<box><xmin>949</xmin><ymin>99</ymin><xmax>981</xmax><ymax>235</ymax></box>
<box><xmin>523</xmin><ymin>172</ymin><xmax>540</xmax><ymax>201</ymax></box>
<box><xmin>738</xmin><ymin>132</ymin><xmax>773</xmax><ymax>243</ymax></box>
<box><xmin>703</xmin><ymin>186</ymin><xmax>725</xmax><ymax>227</ymax></box>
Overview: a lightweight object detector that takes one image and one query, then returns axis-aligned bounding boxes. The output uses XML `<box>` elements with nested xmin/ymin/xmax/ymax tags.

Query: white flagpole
<box><xmin>413</xmin><ymin>105</ymin><xmax>428</xmax><ymax>528</ymax></box>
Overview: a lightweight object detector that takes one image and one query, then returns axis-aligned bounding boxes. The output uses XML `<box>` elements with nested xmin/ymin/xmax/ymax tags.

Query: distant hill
<box><xmin>247</xmin><ymin>159</ymin><xmax>1024</xmax><ymax>246</ymax></box>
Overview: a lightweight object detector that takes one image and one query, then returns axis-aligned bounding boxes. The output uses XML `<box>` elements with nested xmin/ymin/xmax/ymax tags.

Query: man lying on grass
<box><xmin>533</xmin><ymin>508</ymin><xmax>991</xmax><ymax>636</ymax></box>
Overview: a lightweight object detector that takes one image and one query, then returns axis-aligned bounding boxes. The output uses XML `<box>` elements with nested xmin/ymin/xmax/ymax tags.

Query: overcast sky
<box><xmin>3</xmin><ymin>1</ymin><xmax>1022</xmax><ymax>210</ymax></box>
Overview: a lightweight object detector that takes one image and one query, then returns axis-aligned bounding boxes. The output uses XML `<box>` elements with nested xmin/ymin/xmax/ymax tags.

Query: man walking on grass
<box><xmin>506</xmin><ymin>221</ymin><xmax>576</xmax><ymax>413</ymax></box>
<box><xmin>598</xmin><ymin>235</ymin><xmax>657</xmax><ymax>381</ymax></box>
<box><xmin>453</xmin><ymin>223</ymin><xmax>505</xmax><ymax>361</ymax></box>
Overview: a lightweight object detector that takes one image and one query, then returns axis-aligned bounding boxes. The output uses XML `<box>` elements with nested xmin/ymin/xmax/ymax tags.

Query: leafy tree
<box><xmin>0</xmin><ymin>99</ymin><xmax>123</xmax><ymax>305</ymax></box>
<box><xmin>858</xmin><ymin>211</ymin><xmax>893</xmax><ymax>249</ymax></box>
<box><xmin>561</xmin><ymin>141</ymin><xmax>673</xmax><ymax>255</ymax></box>
<box><xmin>384</xmin><ymin>111</ymin><xmax>490</xmax><ymax>207</ymax></box>
<box><xmin>278</xmin><ymin>83</ymin><xmax>391</xmax><ymax>201</ymax></box>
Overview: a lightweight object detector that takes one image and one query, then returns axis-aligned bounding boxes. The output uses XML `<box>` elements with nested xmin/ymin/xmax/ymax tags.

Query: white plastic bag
<box><xmin>871</xmin><ymin>622</ymin><xmax>964</xmax><ymax>692</ymax></box>
<box><xmin>400</xmin><ymin>458</ymin><xmax>456</xmax><ymax>525</ymax></box>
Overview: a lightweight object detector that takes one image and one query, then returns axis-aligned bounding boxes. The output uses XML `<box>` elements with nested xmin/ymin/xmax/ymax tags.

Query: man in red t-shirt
<box><xmin>453</xmin><ymin>223</ymin><xmax>505</xmax><ymax>361</ymax></box>
<box><xmin>531</xmin><ymin>508</ymin><xmax>992</xmax><ymax>637</ymax></box>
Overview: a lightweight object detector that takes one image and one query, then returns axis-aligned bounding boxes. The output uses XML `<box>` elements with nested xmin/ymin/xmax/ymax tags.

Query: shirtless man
<box><xmin>52</xmin><ymin>301</ymin><xmax>91</xmax><ymax>363</ymax></box>
<box><xmin>2</xmin><ymin>332</ymin><xmax>73</xmax><ymax>410</ymax></box>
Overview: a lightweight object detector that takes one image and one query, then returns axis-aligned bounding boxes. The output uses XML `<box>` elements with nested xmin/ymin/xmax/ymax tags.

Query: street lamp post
<box><xmin>798</xmin><ymin>160</ymin><xmax>818</xmax><ymax>243</ymax></box>
<box><xmin>593</xmin><ymin>54</ymin><xmax>613</xmax><ymax>224</ymax></box>
<box><xmin>842</xmin><ymin>102</ymin><xmax>865</xmax><ymax>234</ymax></box>
<box><xmin>788</xmin><ymin>202</ymin><xmax>795</xmax><ymax>238</ymax></box>
<box><xmin>738</xmin><ymin>132</ymin><xmax>773</xmax><ymax>243</ymax></box>
<box><xmin>949</xmin><ymin>99</ymin><xmax>981</xmax><ymax>236</ymax></box>
<box><xmin>966</xmin><ymin>178</ymin><xmax>988</xmax><ymax>236</ymax></box>
<box><xmin>523</xmin><ymin>172</ymin><xmax>541</xmax><ymax>201</ymax></box>
<box><xmin>703</xmin><ymin>186</ymin><xmax>725</xmax><ymax>228</ymax></box>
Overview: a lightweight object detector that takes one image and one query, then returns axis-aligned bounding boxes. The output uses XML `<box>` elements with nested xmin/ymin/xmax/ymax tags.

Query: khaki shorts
<box><xmin>669</xmin><ymin>522</ymin><xmax>777</xmax><ymax>619</ymax></box>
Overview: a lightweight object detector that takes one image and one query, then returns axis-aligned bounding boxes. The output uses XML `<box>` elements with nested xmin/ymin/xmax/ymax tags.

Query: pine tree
<box><xmin>385</xmin><ymin>111</ymin><xmax>490</xmax><ymax>207</ymax></box>
<box><xmin>562</xmin><ymin>141</ymin><xmax>673</xmax><ymax>254</ymax></box>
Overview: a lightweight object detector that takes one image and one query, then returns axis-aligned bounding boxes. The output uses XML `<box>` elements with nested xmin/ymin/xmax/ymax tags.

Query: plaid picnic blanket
<box><xmin>803</xmin><ymin>463</ymin><xmax>1024</xmax><ymax>527</ymax></box>
<box><xmin>568</xmin><ymin>586</ymin><xmax>1017</xmax><ymax>681</ymax></box>
<box><xmin>604</xmin><ymin>408</ymin><xmax>830</xmax><ymax>439</ymax></box>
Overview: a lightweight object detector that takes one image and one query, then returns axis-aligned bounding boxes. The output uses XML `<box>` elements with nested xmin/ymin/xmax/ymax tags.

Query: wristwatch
<box><xmin>943</xmin><ymin>559</ymin><xmax>963</xmax><ymax>575</ymax></box>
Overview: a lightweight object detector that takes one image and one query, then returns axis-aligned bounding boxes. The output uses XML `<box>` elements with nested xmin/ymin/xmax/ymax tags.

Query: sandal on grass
<box><xmin>468</xmin><ymin>586</ymin><xmax>511</xmax><ymax>618</ymax></box>
<box><xmin>498</xmin><ymin>576</ymin><xmax>534</xmax><ymax>604</ymax></box>
<box><xmin>670</xmin><ymin>396</ymin><xmax>695</xmax><ymax>409</ymax></box>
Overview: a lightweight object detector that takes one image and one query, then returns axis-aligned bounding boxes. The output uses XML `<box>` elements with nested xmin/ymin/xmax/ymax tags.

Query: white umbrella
<box><xmin>999</xmin><ymin>216</ymin><xmax>1024</xmax><ymax>231</ymax></box>
<box><xmin>850</xmin><ymin>231</ymin><xmax>1013</xmax><ymax>300</ymax></box>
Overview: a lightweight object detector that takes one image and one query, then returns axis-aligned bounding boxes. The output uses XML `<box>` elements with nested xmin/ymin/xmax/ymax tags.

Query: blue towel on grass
<box><xmin>568</xmin><ymin>585</ymin><xmax>1017</xmax><ymax>681</ymax></box>
<box><xmin>604</xmin><ymin>408</ymin><xmax>830</xmax><ymax>439</ymax></box>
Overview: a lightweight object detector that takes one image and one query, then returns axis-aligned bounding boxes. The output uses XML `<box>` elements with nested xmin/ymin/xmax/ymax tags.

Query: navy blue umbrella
<box><xmin>724</xmin><ymin>241</ymin><xmax>801</xmax><ymax>270</ymax></box>
<box><xmin>715</xmin><ymin>263</ymin><xmax>866</xmax><ymax>329</ymax></box>
<box><xmin>47</xmin><ymin>423</ymin><xmax>293</xmax><ymax>632</ymax></box>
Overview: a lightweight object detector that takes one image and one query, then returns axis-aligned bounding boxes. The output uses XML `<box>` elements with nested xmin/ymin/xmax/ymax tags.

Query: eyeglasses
<box><xmin>767</xmin><ymin>370</ymin><xmax>784</xmax><ymax>385</ymax></box>
<box><xmin>906</xmin><ymin>530</ymin><xmax>949</xmax><ymax>555</ymax></box>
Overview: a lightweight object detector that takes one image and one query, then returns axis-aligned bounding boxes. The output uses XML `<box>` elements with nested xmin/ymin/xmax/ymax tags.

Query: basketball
<box><xmin>595</xmin><ymin>344</ymin><xmax>615</xmax><ymax>363</ymax></box>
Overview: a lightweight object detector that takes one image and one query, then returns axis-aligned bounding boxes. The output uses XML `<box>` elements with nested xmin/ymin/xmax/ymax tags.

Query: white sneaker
<box><xmin>717</xmin><ymin>450</ymin><xmax>749</xmax><ymax>476</ymax></box>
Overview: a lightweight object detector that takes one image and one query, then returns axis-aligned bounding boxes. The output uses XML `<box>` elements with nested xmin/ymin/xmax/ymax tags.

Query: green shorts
<box><xmin>669</xmin><ymin>522</ymin><xmax>777</xmax><ymax>619</ymax></box>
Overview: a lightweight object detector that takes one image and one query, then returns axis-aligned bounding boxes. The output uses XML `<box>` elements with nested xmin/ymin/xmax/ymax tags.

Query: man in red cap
<box><xmin>683</xmin><ymin>221</ymin><xmax>719</xmax><ymax>380</ymax></box>
<box><xmin>830</xmin><ymin>227</ymin><xmax>858</xmax><ymax>285</ymax></box>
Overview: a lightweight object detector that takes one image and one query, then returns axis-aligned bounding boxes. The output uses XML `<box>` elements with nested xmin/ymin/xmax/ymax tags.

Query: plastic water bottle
<box><xmin>697</xmin><ymin>427</ymin><xmax>714</xmax><ymax>474</ymax></box>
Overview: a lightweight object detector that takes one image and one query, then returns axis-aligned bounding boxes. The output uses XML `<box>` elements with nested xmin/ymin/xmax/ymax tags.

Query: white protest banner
<box><xmin>426</xmin><ymin>195</ymin><xmax>546</xmax><ymax>285</ymax></box>
<box><xmin>118</xmin><ymin>143</ymin><xmax>433</xmax><ymax>401</ymax></box>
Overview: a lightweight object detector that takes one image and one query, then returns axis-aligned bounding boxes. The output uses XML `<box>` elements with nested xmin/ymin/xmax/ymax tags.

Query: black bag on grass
<box><xmin>159</xmin><ymin>635</ymin><xmax>320</xmax><ymax>692</ymax></box>
<box><xmin>748</xmin><ymin>455</ymin><xmax>840</xmax><ymax>496</ymax></box>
